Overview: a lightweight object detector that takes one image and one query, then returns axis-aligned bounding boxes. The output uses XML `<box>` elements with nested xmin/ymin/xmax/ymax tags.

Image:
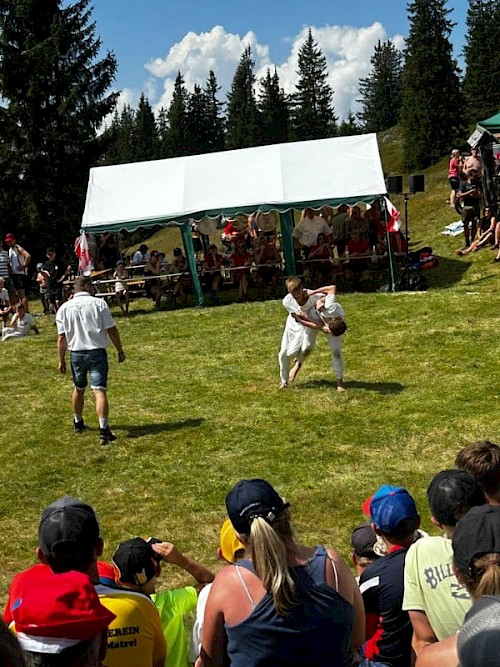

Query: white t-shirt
<box><xmin>132</xmin><ymin>250</ymin><xmax>150</xmax><ymax>264</ymax></box>
<box><xmin>56</xmin><ymin>292</ymin><xmax>115</xmax><ymax>350</ymax></box>
<box><xmin>322</xmin><ymin>293</ymin><xmax>346</xmax><ymax>321</ymax></box>
<box><xmin>9</xmin><ymin>245</ymin><xmax>27</xmax><ymax>275</ymax></box>
<box><xmin>291</xmin><ymin>216</ymin><xmax>331</xmax><ymax>247</ymax></box>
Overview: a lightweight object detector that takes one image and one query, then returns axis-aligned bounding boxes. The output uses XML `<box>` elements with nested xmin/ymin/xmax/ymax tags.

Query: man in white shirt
<box><xmin>56</xmin><ymin>275</ymin><xmax>125</xmax><ymax>445</ymax></box>
<box><xmin>291</xmin><ymin>208</ymin><xmax>332</xmax><ymax>255</ymax></box>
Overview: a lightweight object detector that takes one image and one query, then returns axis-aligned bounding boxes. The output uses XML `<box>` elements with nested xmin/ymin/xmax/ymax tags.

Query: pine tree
<box><xmin>134</xmin><ymin>93</ymin><xmax>159</xmax><ymax>161</ymax></box>
<box><xmin>401</xmin><ymin>0</ymin><xmax>464</xmax><ymax>170</ymax></box>
<box><xmin>0</xmin><ymin>0</ymin><xmax>118</xmax><ymax>250</ymax></box>
<box><xmin>357</xmin><ymin>40</ymin><xmax>403</xmax><ymax>133</ymax></box>
<box><xmin>101</xmin><ymin>105</ymin><xmax>136</xmax><ymax>165</ymax></box>
<box><xmin>157</xmin><ymin>107</ymin><xmax>169</xmax><ymax>158</ymax></box>
<box><xmin>258</xmin><ymin>68</ymin><xmax>290</xmax><ymax>145</ymax></box>
<box><xmin>204</xmin><ymin>70</ymin><xmax>225</xmax><ymax>152</ymax></box>
<box><xmin>338</xmin><ymin>110</ymin><xmax>362</xmax><ymax>136</ymax></box>
<box><xmin>290</xmin><ymin>29</ymin><xmax>337</xmax><ymax>141</ymax></box>
<box><xmin>185</xmin><ymin>84</ymin><xmax>210</xmax><ymax>155</ymax></box>
<box><xmin>463</xmin><ymin>0</ymin><xmax>500</xmax><ymax>122</ymax></box>
<box><xmin>163</xmin><ymin>71</ymin><xmax>189</xmax><ymax>157</ymax></box>
<box><xmin>226</xmin><ymin>46</ymin><xmax>261</xmax><ymax>149</ymax></box>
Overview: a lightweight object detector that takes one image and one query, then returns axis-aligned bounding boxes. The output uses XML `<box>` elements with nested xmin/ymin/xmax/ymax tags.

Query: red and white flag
<box><xmin>74</xmin><ymin>232</ymin><xmax>92</xmax><ymax>276</ymax></box>
<box><xmin>384</xmin><ymin>197</ymin><xmax>401</xmax><ymax>233</ymax></box>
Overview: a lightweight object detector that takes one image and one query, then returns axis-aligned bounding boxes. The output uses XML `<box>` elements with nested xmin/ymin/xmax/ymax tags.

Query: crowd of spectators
<box><xmin>3</xmin><ymin>439</ymin><xmax>500</xmax><ymax>666</ymax></box>
<box><xmin>448</xmin><ymin>147</ymin><xmax>500</xmax><ymax>258</ymax></box>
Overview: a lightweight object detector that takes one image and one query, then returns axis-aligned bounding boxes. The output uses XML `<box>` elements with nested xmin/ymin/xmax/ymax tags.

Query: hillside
<box><xmin>127</xmin><ymin>129</ymin><xmax>493</xmax><ymax>294</ymax></box>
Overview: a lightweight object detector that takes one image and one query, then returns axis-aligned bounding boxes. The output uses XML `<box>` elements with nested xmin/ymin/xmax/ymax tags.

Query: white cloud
<box><xmin>140</xmin><ymin>23</ymin><xmax>404</xmax><ymax>121</ymax></box>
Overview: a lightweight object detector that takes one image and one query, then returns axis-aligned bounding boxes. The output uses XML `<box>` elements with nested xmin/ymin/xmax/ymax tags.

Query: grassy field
<box><xmin>1</xmin><ymin>130</ymin><xmax>499</xmax><ymax>602</ymax></box>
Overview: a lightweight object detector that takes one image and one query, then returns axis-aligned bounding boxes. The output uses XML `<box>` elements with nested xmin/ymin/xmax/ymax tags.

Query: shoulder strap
<box><xmin>234</xmin><ymin>563</ymin><xmax>256</xmax><ymax>609</ymax></box>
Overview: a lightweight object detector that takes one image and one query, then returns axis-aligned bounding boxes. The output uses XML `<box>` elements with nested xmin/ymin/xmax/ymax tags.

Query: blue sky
<box><xmin>90</xmin><ymin>0</ymin><xmax>469</xmax><ymax>120</ymax></box>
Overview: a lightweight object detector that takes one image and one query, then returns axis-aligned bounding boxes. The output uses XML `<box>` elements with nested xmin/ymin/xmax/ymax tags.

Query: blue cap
<box><xmin>369</xmin><ymin>485</ymin><xmax>418</xmax><ymax>534</ymax></box>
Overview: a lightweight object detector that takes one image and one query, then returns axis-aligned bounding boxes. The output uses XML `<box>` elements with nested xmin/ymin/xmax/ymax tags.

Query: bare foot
<box><xmin>288</xmin><ymin>360</ymin><xmax>302</xmax><ymax>383</ymax></box>
<box><xmin>337</xmin><ymin>380</ymin><xmax>345</xmax><ymax>392</ymax></box>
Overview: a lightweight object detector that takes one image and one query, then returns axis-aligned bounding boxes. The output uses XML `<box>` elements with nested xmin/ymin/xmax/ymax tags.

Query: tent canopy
<box><xmin>478</xmin><ymin>111</ymin><xmax>500</xmax><ymax>134</ymax></box>
<box><xmin>81</xmin><ymin>134</ymin><xmax>387</xmax><ymax>233</ymax></box>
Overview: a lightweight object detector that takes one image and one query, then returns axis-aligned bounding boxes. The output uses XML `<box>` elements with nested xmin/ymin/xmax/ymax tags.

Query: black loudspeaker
<box><xmin>386</xmin><ymin>175</ymin><xmax>403</xmax><ymax>194</ymax></box>
<box><xmin>409</xmin><ymin>174</ymin><xmax>425</xmax><ymax>194</ymax></box>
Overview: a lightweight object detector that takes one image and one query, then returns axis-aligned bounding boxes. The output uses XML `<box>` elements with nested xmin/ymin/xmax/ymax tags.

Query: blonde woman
<box><xmin>199</xmin><ymin>479</ymin><xmax>364</xmax><ymax>667</ymax></box>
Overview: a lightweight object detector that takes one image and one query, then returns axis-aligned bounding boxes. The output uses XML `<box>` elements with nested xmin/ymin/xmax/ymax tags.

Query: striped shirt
<box><xmin>0</xmin><ymin>250</ymin><xmax>10</xmax><ymax>278</ymax></box>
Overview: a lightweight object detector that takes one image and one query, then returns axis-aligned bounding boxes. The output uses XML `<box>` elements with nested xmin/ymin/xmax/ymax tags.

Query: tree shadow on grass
<box><xmin>118</xmin><ymin>418</ymin><xmax>205</xmax><ymax>439</ymax></box>
<box><xmin>299</xmin><ymin>379</ymin><xmax>404</xmax><ymax>394</ymax></box>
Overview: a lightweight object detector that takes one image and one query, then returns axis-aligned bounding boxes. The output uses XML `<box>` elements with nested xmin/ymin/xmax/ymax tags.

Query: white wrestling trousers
<box><xmin>325</xmin><ymin>334</ymin><xmax>344</xmax><ymax>380</ymax></box>
<box><xmin>278</xmin><ymin>316</ymin><xmax>319</xmax><ymax>383</ymax></box>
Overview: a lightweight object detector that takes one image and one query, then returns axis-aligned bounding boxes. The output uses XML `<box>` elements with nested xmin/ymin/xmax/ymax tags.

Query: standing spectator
<box><xmin>403</xmin><ymin>470</ymin><xmax>485</xmax><ymax>656</ymax></box>
<box><xmin>2</xmin><ymin>303</ymin><xmax>39</xmax><ymax>341</ymax></box>
<box><xmin>55</xmin><ymin>275</ymin><xmax>125</xmax><ymax>445</ymax></box>
<box><xmin>448</xmin><ymin>149</ymin><xmax>462</xmax><ymax>207</ymax></box>
<box><xmin>199</xmin><ymin>478</ymin><xmax>364</xmax><ymax>667</ymax></box>
<box><xmin>132</xmin><ymin>244</ymin><xmax>150</xmax><ymax>265</ymax></box>
<box><xmin>5</xmin><ymin>232</ymin><xmax>31</xmax><ymax>310</ymax></box>
<box><xmin>43</xmin><ymin>247</ymin><xmax>71</xmax><ymax>312</ymax></box>
<box><xmin>359</xmin><ymin>485</ymin><xmax>420</xmax><ymax>667</ymax></box>
<box><xmin>0</xmin><ymin>240</ymin><xmax>14</xmax><ymax>304</ymax></box>
<box><xmin>463</xmin><ymin>147</ymin><xmax>483</xmax><ymax>177</ymax></box>
<box><xmin>292</xmin><ymin>208</ymin><xmax>332</xmax><ymax>257</ymax></box>
<box><xmin>98</xmin><ymin>232</ymin><xmax>119</xmax><ymax>269</ymax></box>
<box><xmin>204</xmin><ymin>244</ymin><xmax>224</xmax><ymax>305</ymax></box>
<box><xmin>230</xmin><ymin>241</ymin><xmax>252</xmax><ymax>302</ymax></box>
<box><xmin>456</xmin><ymin>169</ymin><xmax>481</xmax><ymax>249</ymax></box>
<box><xmin>330</xmin><ymin>204</ymin><xmax>350</xmax><ymax>256</ymax></box>
<box><xmin>113</xmin><ymin>260</ymin><xmax>130</xmax><ymax>315</ymax></box>
<box><xmin>307</xmin><ymin>233</ymin><xmax>333</xmax><ymax>287</ymax></box>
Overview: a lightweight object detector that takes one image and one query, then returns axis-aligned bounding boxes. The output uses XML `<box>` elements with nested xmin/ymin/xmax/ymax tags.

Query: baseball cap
<box><xmin>12</xmin><ymin>567</ymin><xmax>115</xmax><ymax>643</ymax></box>
<box><xmin>458</xmin><ymin>595</ymin><xmax>500</xmax><ymax>667</ymax></box>
<box><xmin>112</xmin><ymin>537</ymin><xmax>159</xmax><ymax>586</ymax></box>
<box><xmin>452</xmin><ymin>504</ymin><xmax>500</xmax><ymax>572</ymax></box>
<box><xmin>427</xmin><ymin>469</ymin><xmax>485</xmax><ymax>526</ymax></box>
<box><xmin>367</xmin><ymin>485</ymin><xmax>418</xmax><ymax>534</ymax></box>
<box><xmin>350</xmin><ymin>521</ymin><xmax>379</xmax><ymax>558</ymax></box>
<box><xmin>5</xmin><ymin>233</ymin><xmax>15</xmax><ymax>242</ymax></box>
<box><xmin>219</xmin><ymin>519</ymin><xmax>245</xmax><ymax>563</ymax></box>
<box><xmin>226</xmin><ymin>479</ymin><xmax>290</xmax><ymax>535</ymax></box>
<box><xmin>38</xmin><ymin>497</ymin><xmax>100</xmax><ymax>567</ymax></box>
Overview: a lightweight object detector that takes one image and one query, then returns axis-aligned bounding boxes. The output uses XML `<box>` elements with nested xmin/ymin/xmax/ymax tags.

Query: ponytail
<box><xmin>248</xmin><ymin>512</ymin><xmax>296</xmax><ymax>615</ymax></box>
<box><xmin>460</xmin><ymin>553</ymin><xmax>500</xmax><ymax>598</ymax></box>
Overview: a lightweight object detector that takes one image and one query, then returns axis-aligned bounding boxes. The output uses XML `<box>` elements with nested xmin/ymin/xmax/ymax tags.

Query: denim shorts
<box><xmin>70</xmin><ymin>348</ymin><xmax>108</xmax><ymax>391</ymax></box>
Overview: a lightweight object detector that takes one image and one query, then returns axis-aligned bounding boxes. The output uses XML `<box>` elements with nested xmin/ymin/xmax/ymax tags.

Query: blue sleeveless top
<box><xmin>224</xmin><ymin>545</ymin><xmax>355</xmax><ymax>666</ymax></box>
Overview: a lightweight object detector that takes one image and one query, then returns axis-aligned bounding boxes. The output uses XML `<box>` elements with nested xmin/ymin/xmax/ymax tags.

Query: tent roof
<box><xmin>478</xmin><ymin>111</ymin><xmax>500</xmax><ymax>133</ymax></box>
<box><xmin>81</xmin><ymin>134</ymin><xmax>387</xmax><ymax>233</ymax></box>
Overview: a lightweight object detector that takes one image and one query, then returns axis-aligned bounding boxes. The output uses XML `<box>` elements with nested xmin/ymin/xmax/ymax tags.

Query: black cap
<box><xmin>226</xmin><ymin>479</ymin><xmax>289</xmax><ymax>535</ymax></box>
<box><xmin>38</xmin><ymin>497</ymin><xmax>100</xmax><ymax>563</ymax></box>
<box><xmin>350</xmin><ymin>521</ymin><xmax>378</xmax><ymax>558</ymax></box>
<box><xmin>112</xmin><ymin>538</ymin><xmax>158</xmax><ymax>586</ymax></box>
<box><xmin>427</xmin><ymin>470</ymin><xmax>485</xmax><ymax>526</ymax></box>
<box><xmin>452</xmin><ymin>505</ymin><xmax>500</xmax><ymax>572</ymax></box>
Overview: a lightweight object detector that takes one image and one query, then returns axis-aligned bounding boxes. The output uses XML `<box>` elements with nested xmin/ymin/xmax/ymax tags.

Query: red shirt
<box><xmin>231</xmin><ymin>250</ymin><xmax>251</xmax><ymax>267</ymax></box>
<box><xmin>347</xmin><ymin>238</ymin><xmax>370</xmax><ymax>255</ymax></box>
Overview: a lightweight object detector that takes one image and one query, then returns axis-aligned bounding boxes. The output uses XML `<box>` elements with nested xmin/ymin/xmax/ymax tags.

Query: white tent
<box><xmin>81</xmin><ymin>134</ymin><xmax>387</xmax><ymax>233</ymax></box>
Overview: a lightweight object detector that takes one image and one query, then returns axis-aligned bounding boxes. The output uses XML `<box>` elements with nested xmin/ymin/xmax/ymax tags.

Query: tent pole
<box><xmin>181</xmin><ymin>222</ymin><xmax>205</xmax><ymax>307</ymax></box>
<box><xmin>280</xmin><ymin>210</ymin><xmax>296</xmax><ymax>277</ymax></box>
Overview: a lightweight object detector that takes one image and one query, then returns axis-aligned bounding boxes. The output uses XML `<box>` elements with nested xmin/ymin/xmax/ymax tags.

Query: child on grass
<box><xmin>2</xmin><ymin>302</ymin><xmax>39</xmax><ymax>341</ymax></box>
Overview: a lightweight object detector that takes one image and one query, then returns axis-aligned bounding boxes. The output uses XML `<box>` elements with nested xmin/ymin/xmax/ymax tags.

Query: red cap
<box><xmin>12</xmin><ymin>568</ymin><xmax>115</xmax><ymax>640</ymax></box>
<box><xmin>362</xmin><ymin>495</ymin><xmax>373</xmax><ymax>517</ymax></box>
<box><xmin>5</xmin><ymin>233</ymin><xmax>15</xmax><ymax>242</ymax></box>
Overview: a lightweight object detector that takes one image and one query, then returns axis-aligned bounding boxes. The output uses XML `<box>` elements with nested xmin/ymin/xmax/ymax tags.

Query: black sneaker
<box><xmin>73</xmin><ymin>419</ymin><xmax>85</xmax><ymax>433</ymax></box>
<box><xmin>99</xmin><ymin>427</ymin><xmax>116</xmax><ymax>446</ymax></box>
